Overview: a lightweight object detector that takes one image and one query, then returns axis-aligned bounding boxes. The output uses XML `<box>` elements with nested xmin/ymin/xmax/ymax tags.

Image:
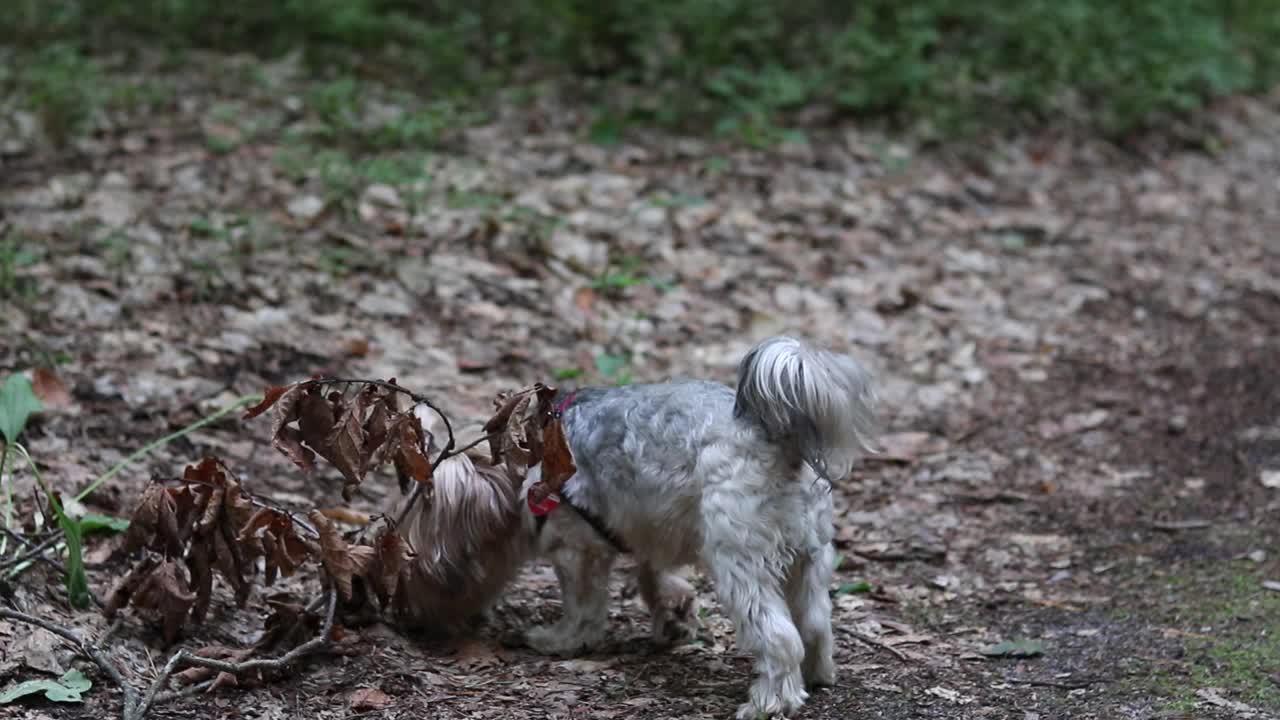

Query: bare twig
<box><xmin>310</xmin><ymin>376</ymin><xmax>484</xmax><ymax>527</ymax></box>
<box><xmin>0</xmin><ymin>606</ymin><xmax>140</xmax><ymax>715</ymax></box>
<box><xmin>846</xmin><ymin>630</ymin><xmax>911</xmax><ymax>662</ymax></box>
<box><xmin>134</xmin><ymin>590</ymin><xmax>337</xmax><ymax>719</ymax></box>
<box><xmin>0</xmin><ymin>527</ymin><xmax>104</xmax><ymax>608</ymax></box>
<box><xmin>150</xmin><ymin>676</ymin><xmax>218</xmax><ymax>704</ymax></box>
<box><xmin>0</xmin><ymin>528</ymin><xmax>64</xmax><ymax>571</ymax></box>
<box><xmin>451</xmin><ymin>431</ymin><xmax>500</xmax><ymax>459</ymax></box>
<box><xmin>1151</xmin><ymin>519</ymin><xmax>1212</xmax><ymax>532</ymax></box>
<box><xmin>1006</xmin><ymin>676</ymin><xmax>1099</xmax><ymax>690</ymax></box>
<box><xmin>309</xmin><ymin>377</ymin><xmax>456</xmax><ymax>461</ymax></box>
<box><xmin>3</xmin><ymin>588</ymin><xmax>336</xmax><ymax>720</ymax></box>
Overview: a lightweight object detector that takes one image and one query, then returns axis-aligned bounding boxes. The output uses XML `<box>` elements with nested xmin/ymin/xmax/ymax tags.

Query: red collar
<box><xmin>553</xmin><ymin>390</ymin><xmax>577</xmax><ymax>416</ymax></box>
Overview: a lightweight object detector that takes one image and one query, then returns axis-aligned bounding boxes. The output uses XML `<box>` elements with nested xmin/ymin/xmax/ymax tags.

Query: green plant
<box><xmin>0</xmin><ymin>374</ymin><xmax>42</xmax><ymax>556</ymax></box>
<box><xmin>0</xmin><ymin>233</ymin><xmax>39</xmax><ymax>300</ymax></box>
<box><xmin>0</xmin><ymin>669</ymin><xmax>91</xmax><ymax>704</ymax></box>
<box><xmin>594</xmin><ymin>352</ymin><xmax>632</xmax><ymax>385</ymax></box>
<box><xmin>4</xmin><ymin>0</ymin><xmax>1280</xmax><ymax>139</ymax></box>
<box><xmin>21</xmin><ymin>43</ymin><xmax>100</xmax><ymax>144</ymax></box>
<box><xmin>589</xmin><ymin>256</ymin><xmax>675</xmax><ymax>294</ymax></box>
<box><xmin>552</xmin><ymin>367</ymin><xmax>584</xmax><ymax>381</ymax></box>
<box><xmin>1</xmin><ymin>379</ymin><xmax>260</xmax><ymax>605</ymax></box>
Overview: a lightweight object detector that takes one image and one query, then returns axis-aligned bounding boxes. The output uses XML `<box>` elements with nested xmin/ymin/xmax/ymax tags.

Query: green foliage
<box><xmin>19</xmin><ymin>43</ymin><xmax>101</xmax><ymax>144</ymax></box>
<box><xmin>0</xmin><ymin>669</ymin><xmax>91</xmax><ymax>704</ymax></box>
<box><xmin>0</xmin><ymin>233</ymin><xmax>40</xmax><ymax>302</ymax></box>
<box><xmin>0</xmin><ymin>375</ymin><xmax>42</xmax><ymax>446</ymax></box>
<box><xmin>834</xmin><ymin>580</ymin><xmax>872</xmax><ymax>596</ymax></box>
<box><xmin>3</xmin><ymin>1</ymin><xmax>1280</xmax><ymax>138</ymax></box>
<box><xmin>594</xmin><ymin>353</ymin><xmax>632</xmax><ymax>385</ymax></box>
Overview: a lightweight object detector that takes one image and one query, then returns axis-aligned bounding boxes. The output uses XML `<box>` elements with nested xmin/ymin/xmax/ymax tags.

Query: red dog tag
<box><xmin>527</xmin><ymin>482</ymin><xmax>561</xmax><ymax>516</ymax></box>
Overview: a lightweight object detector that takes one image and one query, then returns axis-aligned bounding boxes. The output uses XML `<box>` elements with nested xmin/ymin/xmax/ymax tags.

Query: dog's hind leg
<box><xmin>525</xmin><ymin>536</ymin><xmax>616</xmax><ymax>656</ymax></box>
<box><xmin>785</xmin><ymin>544</ymin><xmax>837</xmax><ymax>688</ymax></box>
<box><xmin>705</xmin><ymin>549</ymin><xmax>808</xmax><ymax>719</ymax></box>
<box><xmin>637</xmin><ymin>564</ymin><xmax>698</xmax><ymax>648</ymax></box>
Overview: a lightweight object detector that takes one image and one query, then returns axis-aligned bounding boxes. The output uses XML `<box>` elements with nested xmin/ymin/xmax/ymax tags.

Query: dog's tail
<box><xmin>734</xmin><ymin>335</ymin><xmax>878</xmax><ymax>480</ymax></box>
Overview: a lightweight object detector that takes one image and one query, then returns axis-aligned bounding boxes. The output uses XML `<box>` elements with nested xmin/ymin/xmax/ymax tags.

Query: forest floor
<box><xmin>1</xmin><ymin>54</ymin><xmax>1278</xmax><ymax>720</ymax></box>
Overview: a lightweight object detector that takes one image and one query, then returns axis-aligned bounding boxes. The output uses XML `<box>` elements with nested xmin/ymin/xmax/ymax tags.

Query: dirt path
<box><xmin>1</xmin><ymin>67</ymin><xmax>1278</xmax><ymax>719</ymax></box>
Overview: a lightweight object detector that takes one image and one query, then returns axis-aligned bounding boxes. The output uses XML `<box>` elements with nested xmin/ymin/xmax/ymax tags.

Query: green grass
<box><xmin>3</xmin><ymin>0</ymin><xmax>1280</xmax><ymax>141</ymax></box>
<box><xmin>0</xmin><ymin>233</ymin><xmax>40</xmax><ymax>302</ymax></box>
<box><xmin>1147</xmin><ymin>569</ymin><xmax>1280</xmax><ymax>711</ymax></box>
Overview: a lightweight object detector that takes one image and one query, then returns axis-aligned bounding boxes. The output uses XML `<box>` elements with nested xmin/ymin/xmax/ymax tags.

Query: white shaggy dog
<box><xmin>395</xmin><ymin>336</ymin><xmax>878</xmax><ymax>719</ymax></box>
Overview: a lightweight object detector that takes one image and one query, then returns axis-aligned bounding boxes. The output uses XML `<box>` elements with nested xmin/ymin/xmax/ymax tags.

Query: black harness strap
<box><xmin>534</xmin><ymin>496</ymin><xmax>631</xmax><ymax>554</ymax></box>
<box><xmin>534</xmin><ymin>390</ymin><xmax>630</xmax><ymax>553</ymax></box>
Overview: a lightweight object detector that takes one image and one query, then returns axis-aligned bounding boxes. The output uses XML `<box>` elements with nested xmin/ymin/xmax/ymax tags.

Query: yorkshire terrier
<box><xmin>394</xmin><ymin>336</ymin><xmax>878</xmax><ymax>718</ymax></box>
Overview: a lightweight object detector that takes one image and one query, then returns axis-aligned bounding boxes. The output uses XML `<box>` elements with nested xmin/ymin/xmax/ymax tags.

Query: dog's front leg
<box><xmin>785</xmin><ymin>545</ymin><xmax>837</xmax><ymax>689</ymax></box>
<box><xmin>708</xmin><ymin>555</ymin><xmax>808</xmax><ymax>719</ymax></box>
<box><xmin>637</xmin><ymin>564</ymin><xmax>698</xmax><ymax>648</ymax></box>
<box><xmin>525</xmin><ymin>542</ymin><xmax>615</xmax><ymax>656</ymax></box>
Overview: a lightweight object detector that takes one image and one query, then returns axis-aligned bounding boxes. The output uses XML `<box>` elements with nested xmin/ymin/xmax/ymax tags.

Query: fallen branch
<box><xmin>0</xmin><ymin>528</ymin><xmax>64</xmax><ymax>573</ymax></box>
<box><xmin>845</xmin><ymin>630</ymin><xmax>911</xmax><ymax>662</ymax></box>
<box><xmin>1006</xmin><ymin>676</ymin><xmax>1099</xmax><ymax>690</ymax></box>
<box><xmin>134</xmin><ymin>589</ymin><xmax>337</xmax><ymax>719</ymax></box>
<box><xmin>0</xmin><ymin>606</ymin><xmax>139</xmax><ymax>714</ymax></box>
<box><xmin>1150</xmin><ymin>519</ymin><xmax>1212</xmax><ymax>532</ymax></box>
<box><xmin>1</xmin><ymin>589</ymin><xmax>337</xmax><ymax>720</ymax></box>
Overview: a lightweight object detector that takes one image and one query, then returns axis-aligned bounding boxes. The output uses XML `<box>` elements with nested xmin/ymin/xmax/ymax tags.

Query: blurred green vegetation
<box><xmin>2</xmin><ymin>0</ymin><xmax>1279</xmax><ymax>141</ymax></box>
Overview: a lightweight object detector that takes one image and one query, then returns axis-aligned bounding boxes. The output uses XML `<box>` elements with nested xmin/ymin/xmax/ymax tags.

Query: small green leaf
<box><xmin>594</xmin><ymin>353</ymin><xmax>629</xmax><ymax>379</ymax></box>
<box><xmin>0</xmin><ymin>374</ymin><xmax>43</xmax><ymax>444</ymax></box>
<box><xmin>980</xmin><ymin>638</ymin><xmax>1044</xmax><ymax>658</ymax></box>
<box><xmin>833</xmin><ymin>553</ymin><xmax>845</xmax><ymax>571</ymax></box>
<box><xmin>77</xmin><ymin>513</ymin><xmax>130</xmax><ymax>534</ymax></box>
<box><xmin>0</xmin><ymin>669</ymin><xmax>91</xmax><ymax>703</ymax></box>
<box><xmin>60</xmin><ymin>514</ymin><xmax>90</xmax><ymax>609</ymax></box>
<box><xmin>835</xmin><ymin>580</ymin><xmax>872</xmax><ymax>595</ymax></box>
<box><xmin>552</xmin><ymin>367</ymin><xmax>583</xmax><ymax>381</ymax></box>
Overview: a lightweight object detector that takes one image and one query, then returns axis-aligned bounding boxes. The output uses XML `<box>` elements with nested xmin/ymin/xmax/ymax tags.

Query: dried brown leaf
<box><xmin>325</xmin><ymin>392</ymin><xmax>369</xmax><ymax>499</ymax></box>
<box><xmin>210</xmin><ymin>527</ymin><xmax>250</xmax><ymax>606</ymax></box>
<box><xmin>134</xmin><ymin>560</ymin><xmax>196</xmax><ymax>645</ymax></box>
<box><xmin>124</xmin><ymin>483</ymin><xmax>170</xmax><ymax>553</ymax></box>
<box><xmin>196</xmin><ymin>484</ymin><xmax>225</xmax><ymax>535</ymax></box>
<box><xmin>372</xmin><ymin>531</ymin><xmax>416</xmax><ymax>605</ymax></box>
<box><xmin>221</xmin><ymin>475</ymin><xmax>256</xmax><ymax>539</ymax></box>
<box><xmin>309</xmin><ymin>510</ymin><xmax>376</xmax><ymax>600</ymax></box>
<box><xmin>540</xmin><ymin>419</ymin><xmax>577</xmax><ymax>493</ymax></box>
<box><xmin>297</xmin><ymin>387</ymin><xmax>336</xmax><ymax>443</ymax></box>
<box><xmin>242</xmin><ymin>384</ymin><xmax>292</xmax><ymax>420</ymax></box>
<box><xmin>275</xmin><ymin>532</ymin><xmax>311</xmax><ymax>578</ymax></box>
<box><xmin>361</xmin><ymin>395</ymin><xmax>393</xmax><ymax>467</ymax></box>
<box><xmin>103</xmin><ymin>557</ymin><xmax>158</xmax><ymax>619</ymax></box>
<box><xmin>270</xmin><ymin>385</ymin><xmax>315</xmax><ymax>471</ymax></box>
<box><xmin>350</xmin><ymin>687</ymin><xmax>392</xmax><ymax>711</ymax></box>
<box><xmin>390</xmin><ymin>416</ymin><xmax>432</xmax><ymax>489</ymax></box>
<box><xmin>31</xmin><ymin>367</ymin><xmax>71</xmax><ymax>409</ymax></box>
<box><xmin>188</xmin><ymin>541</ymin><xmax>214</xmax><ymax>624</ymax></box>
<box><xmin>273</xmin><ymin>426</ymin><xmax>315</xmax><ymax>471</ymax></box>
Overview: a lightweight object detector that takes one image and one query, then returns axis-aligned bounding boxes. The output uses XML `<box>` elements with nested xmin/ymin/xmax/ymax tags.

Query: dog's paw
<box><xmin>735</xmin><ymin>692</ymin><xmax>807</xmax><ymax>720</ymax></box>
<box><xmin>524</xmin><ymin>625</ymin><xmax>599</xmax><ymax>656</ymax></box>
<box><xmin>737</xmin><ymin>676</ymin><xmax>808</xmax><ymax>719</ymax></box>
<box><xmin>802</xmin><ymin>654</ymin><xmax>836</xmax><ymax>689</ymax></box>
<box><xmin>651</xmin><ymin>596</ymin><xmax>699</xmax><ymax>648</ymax></box>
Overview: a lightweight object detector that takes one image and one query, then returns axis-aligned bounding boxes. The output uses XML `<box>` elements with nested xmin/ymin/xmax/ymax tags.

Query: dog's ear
<box><xmin>391</xmin><ymin>451</ymin><xmax>527</xmax><ymax>632</ymax></box>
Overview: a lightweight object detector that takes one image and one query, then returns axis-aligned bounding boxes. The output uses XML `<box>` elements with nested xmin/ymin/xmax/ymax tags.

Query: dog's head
<box><xmin>392</xmin><ymin>446</ymin><xmax>530</xmax><ymax>631</ymax></box>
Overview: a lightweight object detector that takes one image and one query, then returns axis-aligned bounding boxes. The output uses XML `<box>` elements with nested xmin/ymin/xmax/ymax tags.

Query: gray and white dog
<box><xmin>395</xmin><ymin>336</ymin><xmax>878</xmax><ymax>719</ymax></box>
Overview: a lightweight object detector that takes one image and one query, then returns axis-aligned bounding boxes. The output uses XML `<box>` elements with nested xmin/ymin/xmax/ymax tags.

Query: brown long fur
<box><xmin>395</xmin><ymin>450</ymin><xmax>526</xmax><ymax>632</ymax></box>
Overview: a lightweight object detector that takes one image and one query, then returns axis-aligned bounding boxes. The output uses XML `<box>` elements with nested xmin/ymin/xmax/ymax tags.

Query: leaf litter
<box><xmin>1</xmin><ymin>66</ymin><xmax>1279</xmax><ymax>719</ymax></box>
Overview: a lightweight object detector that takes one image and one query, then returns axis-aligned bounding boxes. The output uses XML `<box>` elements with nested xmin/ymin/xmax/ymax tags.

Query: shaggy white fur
<box><xmin>396</xmin><ymin>336</ymin><xmax>878</xmax><ymax>719</ymax></box>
